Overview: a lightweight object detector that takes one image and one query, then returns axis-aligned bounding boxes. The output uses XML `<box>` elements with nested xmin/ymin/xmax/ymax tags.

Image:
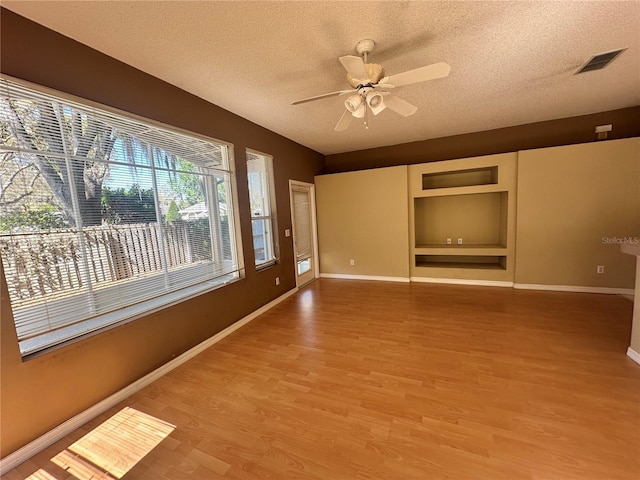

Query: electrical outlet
<box><xmin>350</xmin><ymin>259</ymin><xmax>355</xmax><ymax>266</ymax></box>
<box><xmin>457</xmin><ymin>238</ymin><xmax>463</xmax><ymax>245</ymax></box>
<box><xmin>446</xmin><ymin>238</ymin><xmax>452</xmax><ymax>245</ymax></box>
<box><xmin>275</xmin><ymin>277</ymin><xmax>280</xmax><ymax>285</ymax></box>
<box><xmin>596</xmin><ymin>265</ymin><xmax>604</xmax><ymax>274</ymax></box>
<box><xmin>284</xmin><ymin>229</ymin><xmax>291</xmax><ymax>237</ymax></box>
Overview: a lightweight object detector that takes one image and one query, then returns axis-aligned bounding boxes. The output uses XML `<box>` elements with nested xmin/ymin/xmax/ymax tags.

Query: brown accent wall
<box><xmin>0</xmin><ymin>9</ymin><xmax>323</xmax><ymax>457</ymax></box>
<box><xmin>324</xmin><ymin>107</ymin><xmax>640</xmax><ymax>174</ymax></box>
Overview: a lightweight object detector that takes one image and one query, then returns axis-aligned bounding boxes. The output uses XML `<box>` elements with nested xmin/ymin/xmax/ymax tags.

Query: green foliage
<box><xmin>170</xmin><ymin>159</ymin><xmax>204</xmax><ymax>207</ymax></box>
<box><xmin>101</xmin><ymin>185</ymin><xmax>156</xmax><ymax>224</ymax></box>
<box><xmin>0</xmin><ymin>204</ymin><xmax>68</xmax><ymax>232</ymax></box>
<box><xmin>166</xmin><ymin>200</ymin><xmax>181</xmax><ymax>222</ymax></box>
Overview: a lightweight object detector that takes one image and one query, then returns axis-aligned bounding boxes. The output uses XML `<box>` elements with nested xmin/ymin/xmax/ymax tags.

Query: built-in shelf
<box><xmin>414</xmin><ymin>245</ymin><xmax>507</xmax><ymax>256</ymax></box>
<box><xmin>422</xmin><ymin>166</ymin><xmax>498</xmax><ymax>190</ymax></box>
<box><xmin>415</xmin><ymin>244</ymin><xmax>506</xmax><ymax>249</ymax></box>
<box><xmin>415</xmin><ymin>255</ymin><xmax>507</xmax><ymax>270</ymax></box>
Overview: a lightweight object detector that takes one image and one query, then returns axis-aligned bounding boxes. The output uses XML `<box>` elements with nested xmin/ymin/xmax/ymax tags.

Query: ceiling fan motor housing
<box><xmin>347</xmin><ymin>63</ymin><xmax>384</xmax><ymax>88</ymax></box>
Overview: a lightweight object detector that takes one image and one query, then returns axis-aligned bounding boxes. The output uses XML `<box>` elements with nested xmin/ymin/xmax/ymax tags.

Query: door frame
<box><xmin>289</xmin><ymin>180</ymin><xmax>320</xmax><ymax>288</ymax></box>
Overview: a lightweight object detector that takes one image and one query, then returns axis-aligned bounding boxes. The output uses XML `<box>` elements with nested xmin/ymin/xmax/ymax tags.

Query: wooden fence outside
<box><xmin>0</xmin><ymin>221</ymin><xmax>207</xmax><ymax>304</ymax></box>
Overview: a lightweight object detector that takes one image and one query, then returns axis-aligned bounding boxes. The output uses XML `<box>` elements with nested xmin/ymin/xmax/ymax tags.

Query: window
<box><xmin>246</xmin><ymin>150</ymin><xmax>277</xmax><ymax>268</ymax></box>
<box><xmin>0</xmin><ymin>78</ymin><xmax>241</xmax><ymax>356</ymax></box>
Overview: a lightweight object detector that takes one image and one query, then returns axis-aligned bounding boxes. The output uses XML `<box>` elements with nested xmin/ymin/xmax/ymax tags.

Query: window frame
<box><xmin>0</xmin><ymin>75</ymin><xmax>245</xmax><ymax>358</ymax></box>
<box><xmin>246</xmin><ymin>149</ymin><xmax>278</xmax><ymax>269</ymax></box>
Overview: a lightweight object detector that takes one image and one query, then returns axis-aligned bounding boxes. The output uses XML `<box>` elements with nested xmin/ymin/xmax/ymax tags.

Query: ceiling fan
<box><xmin>291</xmin><ymin>39</ymin><xmax>451</xmax><ymax>131</ymax></box>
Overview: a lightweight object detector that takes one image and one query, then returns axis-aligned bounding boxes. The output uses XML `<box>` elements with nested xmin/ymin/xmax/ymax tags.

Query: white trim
<box><xmin>289</xmin><ymin>180</ymin><xmax>320</xmax><ymax>288</ymax></box>
<box><xmin>627</xmin><ymin>347</ymin><xmax>640</xmax><ymax>366</ymax></box>
<box><xmin>0</xmin><ymin>287</ymin><xmax>298</xmax><ymax>475</ymax></box>
<box><xmin>321</xmin><ymin>273</ymin><xmax>410</xmax><ymax>283</ymax></box>
<box><xmin>514</xmin><ymin>283</ymin><xmax>635</xmax><ymax>295</ymax></box>
<box><xmin>410</xmin><ymin>277</ymin><xmax>514</xmax><ymax>288</ymax></box>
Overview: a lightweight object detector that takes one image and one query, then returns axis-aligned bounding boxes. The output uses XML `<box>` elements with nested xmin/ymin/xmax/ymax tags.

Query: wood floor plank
<box><xmin>3</xmin><ymin>279</ymin><xmax>639</xmax><ymax>479</ymax></box>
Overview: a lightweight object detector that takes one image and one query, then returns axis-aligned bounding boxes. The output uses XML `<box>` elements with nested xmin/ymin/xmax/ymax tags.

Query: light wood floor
<box><xmin>4</xmin><ymin>279</ymin><xmax>640</xmax><ymax>480</ymax></box>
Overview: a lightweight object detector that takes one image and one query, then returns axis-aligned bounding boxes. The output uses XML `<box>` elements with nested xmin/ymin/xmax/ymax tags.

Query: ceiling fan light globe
<box><xmin>344</xmin><ymin>95</ymin><xmax>363</xmax><ymax>113</ymax></box>
<box><xmin>352</xmin><ymin>103</ymin><xmax>366</xmax><ymax>118</ymax></box>
<box><xmin>366</xmin><ymin>92</ymin><xmax>386</xmax><ymax>115</ymax></box>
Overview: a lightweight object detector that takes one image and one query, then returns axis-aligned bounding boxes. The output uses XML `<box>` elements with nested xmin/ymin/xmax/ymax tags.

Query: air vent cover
<box><xmin>576</xmin><ymin>49</ymin><xmax>626</xmax><ymax>74</ymax></box>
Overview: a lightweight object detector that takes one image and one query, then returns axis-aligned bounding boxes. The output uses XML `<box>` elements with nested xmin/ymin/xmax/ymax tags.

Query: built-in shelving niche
<box><xmin>414</xmin><ymin>192</ymin><xmax>508</xmax><ymax>248</ymax></box>
<box><xmin>409</xmin><ymin>152</ymin><xmax>516</xmax><ymax>281</ymax></box>
<box><xmin>422</xmin><ymin>166</ymin><xmax>498</xmax><ymax>190</ymax></box>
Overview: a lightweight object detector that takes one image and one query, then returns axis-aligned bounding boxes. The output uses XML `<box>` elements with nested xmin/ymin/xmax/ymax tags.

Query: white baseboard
<box><xmin>627</xmin><ymin>347</ymin><xmax>640</xmax><ymax>366</ymax></box>
<box><xmin>320</xmin><ymin>273</ymin><xmax>410</xmax><ymax>283</ymax></box>
<box><xmin>319</xmin><ymin>276</ymin><xmax>633</xmax><ymax>295</ymax></box>
<box><xmin>514</xmin><ymin>283</ymin><xmax>635</xmax><ymax>295</ymax></box>
<box><xmin>410</xmin><ymin>277</ymin><xmax>514</xmax><ymax>288</ymax></box>
<box><xmin>0</xmin><ymin>287</ymin><xmax>298</xmax><ymax>475</ymax></box>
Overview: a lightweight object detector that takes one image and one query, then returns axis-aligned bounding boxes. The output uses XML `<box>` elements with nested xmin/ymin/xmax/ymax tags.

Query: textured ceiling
<box><xmin>3</xmin><ymin>1</ymin><xmax>639</xmax><ymax>155</ymax></box>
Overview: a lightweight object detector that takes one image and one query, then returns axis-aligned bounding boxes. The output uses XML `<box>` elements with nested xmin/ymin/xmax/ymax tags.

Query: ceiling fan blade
<box><xmin>334</xmin><ymin>110</ymin><xmax>353</xmax><ymax>131</ymax></box>
<box><xmin>386</xmin><ymin>62</ymin><xmax>450</xmax><ymax>88</ymax></box>
<box><xmin>339</xmin><ymin>55</ymin><xmax>369</xmax><ymax>82</ymax></box>
<box><xmin>292</xmin><ymin>90</ymin><xmax>352</xmax><ymax>105</ymax></box>
<box><xmin>384</xmin><ymin>95</ymin><xmax>418</xmax><ymax>117</ymax></box>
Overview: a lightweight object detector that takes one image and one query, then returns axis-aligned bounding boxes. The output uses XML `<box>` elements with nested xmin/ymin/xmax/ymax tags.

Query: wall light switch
<box><xmin>285</xmin><ymin>229</ymin><xmax>291</xmax><ymax>237</ymax></box>
<box><xmin>275</xmin><ymin>277</ymin><xmax>280</xmax><ymax>285</ymax></box>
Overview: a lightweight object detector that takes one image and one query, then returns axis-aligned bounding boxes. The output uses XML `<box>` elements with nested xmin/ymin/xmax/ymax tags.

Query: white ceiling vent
<box><xmin>575</xmin><ymin>49</ymin><xmax>626</xmax><ymax>74</ymax></box>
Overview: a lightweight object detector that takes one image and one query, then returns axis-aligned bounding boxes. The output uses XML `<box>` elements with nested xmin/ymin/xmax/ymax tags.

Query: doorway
<box><xmin>289</xmin><ymin>180</ymin><xmax>319</xmax><ymax>287</ymax></box>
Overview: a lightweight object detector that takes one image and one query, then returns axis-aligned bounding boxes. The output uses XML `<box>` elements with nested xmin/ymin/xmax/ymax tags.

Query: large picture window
<box><xmin>0</xmin><ymin>78</ymin><xmax>241</xmax><ymax>356</ymax></box>
<box><xmin>246</xmin><ymin>150</ymin><xmax>277</xmax><ymax>268</ymax></box>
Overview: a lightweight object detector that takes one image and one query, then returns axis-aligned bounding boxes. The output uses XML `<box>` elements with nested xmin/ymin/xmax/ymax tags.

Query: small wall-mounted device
<box><xmin>595</xmin><ymin>124</ymin><xmax>612</xmax><ymax>140</ymax></box>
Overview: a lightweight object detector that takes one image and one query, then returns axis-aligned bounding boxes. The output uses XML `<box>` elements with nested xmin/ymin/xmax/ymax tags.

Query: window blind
<box><xmin>246</xmin><ymin>150</ymin><xmax>277</xmax><ymax>267</ymax></box>
<box><xmin>0</xmin><ymin>78</ymin><xmax>241</xmax><ymax>356</ymax></box>
<box><xmin>292</xmin><ymin>188</ymin><xmax>312</xmax><ymax>260</ymax></box>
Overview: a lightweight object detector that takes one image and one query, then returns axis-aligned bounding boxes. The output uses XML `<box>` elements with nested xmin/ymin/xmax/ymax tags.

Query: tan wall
<box><xmin>315</xmin><ymin>166</ymin><xmax>409</xmax><ymax>279</ymax></box>
<box><xmin>0</xmin><ymin>9</ymin><xmax>324</xmax><ymax>457</ymax></box>
<box><xmin>515</xmin><ymin>138</ymin><xmax>640</xmax><ymax>288</ymax></box>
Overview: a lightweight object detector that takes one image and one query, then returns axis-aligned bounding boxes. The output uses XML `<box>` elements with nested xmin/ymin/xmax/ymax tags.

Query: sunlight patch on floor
<box><xmin>24</xmin><ymin>470</ymin><xmax>57</xmax><ymax>480</ymax></box>
<box><xmin>30</xmin><ymin>406</ymin><xmax>177</xmax><ymax>480</ymax></box>
<box><xmin>51</xmin><ymin>449</ymin><xmax>115</xmax><ymax>480</ymax></box>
